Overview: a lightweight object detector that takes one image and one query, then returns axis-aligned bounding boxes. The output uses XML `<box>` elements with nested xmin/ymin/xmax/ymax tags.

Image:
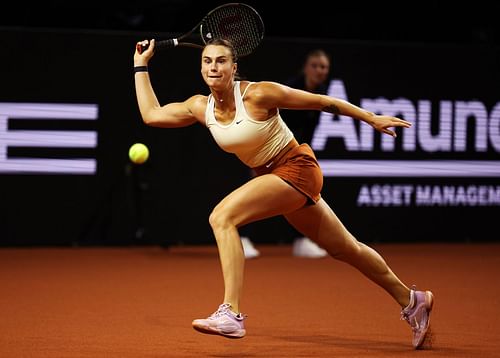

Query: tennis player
<box><xmin>133</xmin><ymin>38</ymin><xmax>434</xmax><ymax>349</ymax></box>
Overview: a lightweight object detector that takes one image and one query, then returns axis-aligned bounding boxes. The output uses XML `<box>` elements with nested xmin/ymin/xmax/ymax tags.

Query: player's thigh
<box><xmin>284</xmin><ymin>198</ymin><xmax>355</xmax><ymax>252</ymax></box>
<box><xmin>213</xmin><ymin>174</ymin><xmax>307</xmax><ymax>227</ymax></box>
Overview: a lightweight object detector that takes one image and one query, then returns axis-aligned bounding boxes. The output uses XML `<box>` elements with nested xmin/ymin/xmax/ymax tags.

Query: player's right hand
<box><xmin>134</xmin><ymin>39</ymin><xmax>155</xmax><ymax>63</ymax></box>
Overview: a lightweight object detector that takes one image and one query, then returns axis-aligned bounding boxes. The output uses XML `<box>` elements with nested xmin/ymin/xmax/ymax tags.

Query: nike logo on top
<box><xmin>235</xmin><ymin>120</ymin><xmax>243</xmax><ymax>124</ymax></box>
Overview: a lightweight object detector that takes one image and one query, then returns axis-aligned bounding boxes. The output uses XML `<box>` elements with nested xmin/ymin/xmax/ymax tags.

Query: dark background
<box><xmin>2</xmin><ymin>1</ymin><xmax>499</xmax><ymax>45</ymax></box>
<box><xmin>0</xmin><ymin>2</ymin><xmax>499</xmax><ymax>247</ymax></box>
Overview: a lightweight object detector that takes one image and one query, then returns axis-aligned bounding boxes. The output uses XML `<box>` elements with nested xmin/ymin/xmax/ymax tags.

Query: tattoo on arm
<box><xmin>322</xmin><ymin>104</ymin><xmax>340</xmax><ymax>115</ymax></box>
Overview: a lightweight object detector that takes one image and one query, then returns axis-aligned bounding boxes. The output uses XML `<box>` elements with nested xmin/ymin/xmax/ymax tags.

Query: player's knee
<box><xmin>208</xmin><ymin>206</ymin><xmax>233</xmax><ymax>232</ymax></box>
<box><xmin>208</xmin><ymin>208</ymin><xmax>222</xmax><ymax>230</ymax></box>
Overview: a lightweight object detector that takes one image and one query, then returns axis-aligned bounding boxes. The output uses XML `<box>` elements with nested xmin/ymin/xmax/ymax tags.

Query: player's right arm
<box><xmin>134</xmin><ymin>39</ymin><xmax>203</xmax><ymax>128</ymax></box>
<box><xmin>136</xmin><ymin>83</ymin><xmax>203</xmax><ymax>128</ymax></box>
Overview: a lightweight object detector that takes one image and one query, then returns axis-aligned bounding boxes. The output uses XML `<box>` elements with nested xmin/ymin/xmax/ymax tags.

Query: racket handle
<box><xmin>137</xmin><ymin>39</ymin><xmax>178</xmax><ymax>54</ymax></box>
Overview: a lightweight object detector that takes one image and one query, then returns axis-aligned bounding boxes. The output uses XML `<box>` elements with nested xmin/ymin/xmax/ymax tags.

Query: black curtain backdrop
<box><xmin>1</xmin><ymin>28</ymin><xmax>499</xmax><ymax>246</ymax></box>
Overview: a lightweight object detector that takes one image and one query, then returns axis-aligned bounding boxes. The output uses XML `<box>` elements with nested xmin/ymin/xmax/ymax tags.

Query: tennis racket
<box><xmin>137</xmin><ymin>3</ymin><xmax>264</xmax><ymax>58</ymax></box>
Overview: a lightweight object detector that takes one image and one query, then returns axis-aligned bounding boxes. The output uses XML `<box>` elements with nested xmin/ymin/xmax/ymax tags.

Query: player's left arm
<box><xmin>251</xmin><ymin>81</ymin><xmax>411</xmax><ymax>137</ymax></box>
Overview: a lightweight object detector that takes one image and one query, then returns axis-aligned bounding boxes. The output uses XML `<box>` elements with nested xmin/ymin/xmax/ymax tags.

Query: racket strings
<box><xmin>202</xmin><ymin>5</ymin><xmax>264</xmax><ymax>57</ymax></box>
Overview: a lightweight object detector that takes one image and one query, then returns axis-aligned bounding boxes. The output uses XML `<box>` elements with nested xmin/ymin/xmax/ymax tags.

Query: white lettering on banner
<box><xmin>415</xmin><ymin>185</ymin><xmax>500</xmax><ymax>206</ymax></box>
<box><xmin>312</xmin><ymin>80</ymin><xmax>360</xmax><ymax>151</ymax></box>
<box><xmin>418</xmin><ymin>100</ymin><xmax>452</xmax><ymax>152</ymax></box>
<box><xmin>0</xmin><ymin>103</ymin><xmax>98</xmax><ymax>174</ymax></box>
<box><xmin>312</xmin><ymin>79</ymin><xmax>500</xmax><ymax>178</ymax></box>
<box><xmin>357</xmin><ymin>184</ymin><xmax>413</xmax><ymax>206</ymax></box>
<box><xmin>360</xmin><ymin>98</ymin><xmax>417</xmax><ymax>152</ymax></box>
<box><xmin>311</xmin><ymin>79</ymin><xmax>361</xmax><ymax>151</ymax></box>
<box><xmin>358</xmin><ymin>184</ymin><xmax>500</xmax><ymax>206</ymax></box>
<box><xmin>489</xmin><ymin>103</ymin><xmax>500</xmax><ymax>151</ymax></box>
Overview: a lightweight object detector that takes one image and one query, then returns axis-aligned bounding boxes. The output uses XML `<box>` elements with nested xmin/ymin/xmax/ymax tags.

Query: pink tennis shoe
<box><xmin>401</xmin><ymin>288</ymin><xmax>434</xmax><ymax>349</ymax></box>
<box><xmin>192</xmin><ymin>303</ymin><xmax>246</xmax><ymax>338</ymax></box>
<box><xmin>193</xmin><ymin>291</ymin><xmax>434</xmax><ymax>347</ymax></box>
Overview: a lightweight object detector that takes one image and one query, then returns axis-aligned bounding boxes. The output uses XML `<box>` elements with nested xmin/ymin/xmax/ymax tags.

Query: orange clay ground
<box><xmin>1</xmin><ymin>243</ymin><xmax>499</xmax><ymax>357</ymax></box>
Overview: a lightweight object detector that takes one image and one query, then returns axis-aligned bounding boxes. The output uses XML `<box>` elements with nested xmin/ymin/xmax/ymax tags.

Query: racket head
<box><xmin>199</xmin><ymin>3</ymin><xmax>265</xmax><ymax>58</ymax></box>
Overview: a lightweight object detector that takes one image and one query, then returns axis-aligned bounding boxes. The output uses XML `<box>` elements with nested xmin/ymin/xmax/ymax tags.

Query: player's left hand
<box><xmin>371</xmin><ymin>115</ymin><xmax>411</xmax><ymax>138</ymax></box>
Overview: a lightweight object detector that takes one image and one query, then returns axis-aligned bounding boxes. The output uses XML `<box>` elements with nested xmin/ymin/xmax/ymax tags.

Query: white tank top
<box><xmin>205</xmin><ymin>81</ymin><xmax>294</xmax><ymax>168</ymax></box>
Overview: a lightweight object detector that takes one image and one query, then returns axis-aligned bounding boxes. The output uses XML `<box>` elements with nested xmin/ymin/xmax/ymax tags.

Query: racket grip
<box><xmin>137</xmin><ymin>39</ymin><xmax>178</xmax><ymax>54</ymax></box>
<box><xmin>156</xmin><ymin>39</ymin><xmax>178</xmax><ymax>50</ymax></box>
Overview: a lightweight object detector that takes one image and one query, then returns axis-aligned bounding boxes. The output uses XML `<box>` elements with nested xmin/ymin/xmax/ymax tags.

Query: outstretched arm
<box><xmin>249</xmin><ymin>81</ymin><xmax>411</xmax><ymax>137</ymax></box>
<box><xmin>134</xmin><ymin>39</ymin><xmax>199</xmax><ymax>128</ymax></box>
<box><xmin>318</xmin><ymin>96</ymin><xmax>411</xmax><ymax>138</ymax></box>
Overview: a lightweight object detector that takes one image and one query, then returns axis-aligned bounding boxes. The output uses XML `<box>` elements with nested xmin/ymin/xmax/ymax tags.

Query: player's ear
<box><xmin>233</xmin><ymin>63</ymin><xmax>238</xmax><ymax>74</ymax></box>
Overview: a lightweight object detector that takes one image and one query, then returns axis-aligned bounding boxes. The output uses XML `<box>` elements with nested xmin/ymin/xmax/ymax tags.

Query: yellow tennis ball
<box><xmin>128</xmin><ymin>143</ymin><xmax>149</xmax><ymax>164</ymax></box>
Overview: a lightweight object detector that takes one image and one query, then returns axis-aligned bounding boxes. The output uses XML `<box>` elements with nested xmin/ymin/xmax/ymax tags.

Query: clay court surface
<box><xmin>1</xmin><ymin>243</ymin><xmax>499</xmax><ymax>357</ymax></box>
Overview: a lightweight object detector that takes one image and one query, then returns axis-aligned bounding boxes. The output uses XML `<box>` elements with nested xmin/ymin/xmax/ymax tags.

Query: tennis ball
<box><xmin>128</xmin><ymin>143</ymin><xmax>149</xmax><ymax>164</ymax></box>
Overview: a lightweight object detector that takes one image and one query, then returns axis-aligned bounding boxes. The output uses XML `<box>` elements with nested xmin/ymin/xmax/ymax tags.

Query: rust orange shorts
<box><xmin>253</xmin><ymin>143</ymin><xmax>323</xmax><ymax>205</ymax></box>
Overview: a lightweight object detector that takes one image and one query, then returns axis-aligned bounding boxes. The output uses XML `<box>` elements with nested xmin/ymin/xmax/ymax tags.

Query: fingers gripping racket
<box><xmin>137</xmin><ymin>3</ymin><xmax>264</xmax><ymax>58</ymax></box>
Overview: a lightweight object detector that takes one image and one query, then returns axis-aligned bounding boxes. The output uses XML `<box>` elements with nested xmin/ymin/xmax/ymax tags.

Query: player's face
<box><xmin>201</xmin><ymin>45</ymin><xmax>237</xmax><ymax>88</ymax></box>
<box><xmin>304</xmin><ymin>55</ymin><xmax>330</xmax><ymax>88</ymax></box>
